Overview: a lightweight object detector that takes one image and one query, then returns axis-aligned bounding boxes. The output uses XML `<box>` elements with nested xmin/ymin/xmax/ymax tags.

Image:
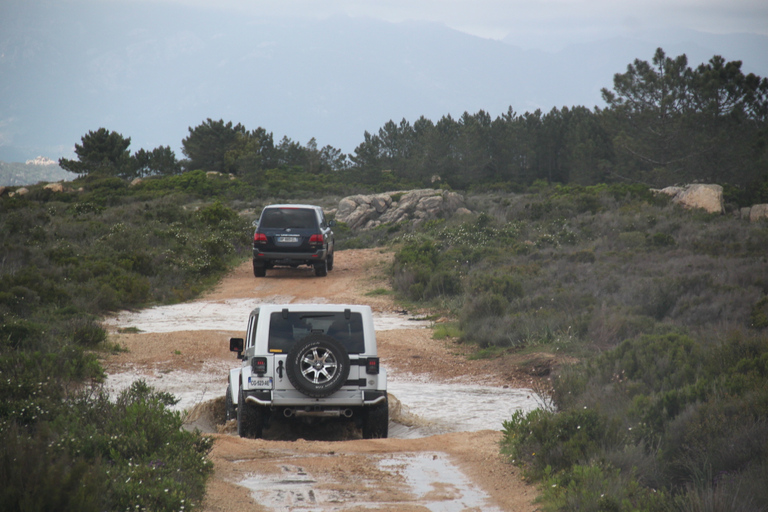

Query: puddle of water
<box><xmin>104</xmin><ymin>358</ymin><xmax>540</xmax><ymax>436</ymax></box>
<box><xmin>103</xmin><ymin>298</ymin><xmax>430</xmax><ymax>333</ymax></box>
<box><xmin>388</xmin><ymin>379</ymin><xmax>538</xmax><ymax>437</ymax></box>
<box><xmin>239</xmin><ymin>453</ymin><xmax>502</xmax><ymax>511</ymax></box>
<box><xmin>104</xmin><ymin>367</ymin><xmax>539</xmax><ymax>436</ymax></box>
<box><xmin>239</xmin><ymin>465</ymin><xmax>346</xmax><ymax>510</ymax></box>
<box><xmin>380</xmin><ymin>452</ymin><xmax>504</xmax><ymax>512</ymax></box>
<box><xmin>104</xmin><ymin>363</ymin><xmax>229</xmax><ymax>411</ymax></box>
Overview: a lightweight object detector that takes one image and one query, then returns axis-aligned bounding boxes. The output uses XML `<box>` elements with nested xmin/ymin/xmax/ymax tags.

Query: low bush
<box><xmin>0</xmin><ymin>381</ymin><xmax>212</xmax><ymax>512</ymax></box>
<box><xmin>538</xmin><ymin>462</ymin><xmax>668</xmax><ymax>512</ymax></box>
<box><xmin>502</xmin><ymin>407</ymin><xmax>621</xmax><ymax>478</ymax></box>
<box><xmin>502</xmin><ymin>330</ymin><xmax>768</xmax><ymax>510</ymax></box>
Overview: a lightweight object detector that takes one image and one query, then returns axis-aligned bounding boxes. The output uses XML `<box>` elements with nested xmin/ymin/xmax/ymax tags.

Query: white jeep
<box><xmin>226</xmin><ymin>304</ymin><xmax>388</xmax><ymax>439</ymax></box>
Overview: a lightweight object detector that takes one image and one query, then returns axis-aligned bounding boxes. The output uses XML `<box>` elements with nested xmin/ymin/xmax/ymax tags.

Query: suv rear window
<box><xmin>268</xmin><ymin>311</ymin><xmax>365</xmax><ymax>354</ymax></box>
<box><xmin>259</xmin><ymin>208</ymin><xmax>317</xmax><ymax>229</ymax></box>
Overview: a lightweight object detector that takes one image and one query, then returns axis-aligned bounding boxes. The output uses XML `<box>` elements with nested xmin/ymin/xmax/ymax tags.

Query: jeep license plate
<box><xmin>276</xmin><ymin>236</ymin><xmax>299</xmax><ymax>243</ymax></box>
<box><xmin>248</xmin><ymin>376</ymin><xmax>273</xmax><ymax>389</ymax></box>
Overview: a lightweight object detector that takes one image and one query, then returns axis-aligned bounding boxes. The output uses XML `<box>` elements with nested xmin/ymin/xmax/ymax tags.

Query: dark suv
<box><xmin>252</xmin><ymin>204</ymin><xmax>335</xmax><ymax>277</ymax></box>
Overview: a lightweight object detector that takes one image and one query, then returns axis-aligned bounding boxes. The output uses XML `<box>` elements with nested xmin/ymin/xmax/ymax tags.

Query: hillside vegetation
<box><xmin>376</xmin><ymin>184</ymin><xmax>768</xmax><ymax>511</ymax></box>
<box><xmin>0</xmin><ymin>176</ymin><xmax>252</xmax><ymax>511</ymax></box>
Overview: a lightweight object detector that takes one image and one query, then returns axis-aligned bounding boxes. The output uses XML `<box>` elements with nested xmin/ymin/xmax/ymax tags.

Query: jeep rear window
<box><xmin>268</xmin><ymin>312</ymin><xmax>365</xmax><ymax>354</ymax></box>
<box><xmin>259</xmin><ymin>208</ymin><xmax>317</xmax><ymax>229</ymax></box>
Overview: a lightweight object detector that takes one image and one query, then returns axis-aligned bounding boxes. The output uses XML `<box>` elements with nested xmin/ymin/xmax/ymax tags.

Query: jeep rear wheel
<box><xmin>225</xmin><ymin>384</ymin><xmax>236</xmax><ymax>421</ymax></box>
<box><xmin>286</xmin><ymin>334</ymin><xmax>350</xmax><ymax>398</ymax></box>
<box><xmin>237</xmin><ymin>384</ymin><xmax>264</xmax><ymax>438</ymax></box>
<box><xmin>362</xmin><ymin>397</ymin><xmax>389</xmax><ymax>439</ymax></box>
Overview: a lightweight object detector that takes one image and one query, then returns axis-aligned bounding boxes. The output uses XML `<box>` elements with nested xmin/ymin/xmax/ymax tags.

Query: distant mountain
<box><xmin>0</xmin><ymin>158</ymin><xmax>76</xmax><ymax>187</ymax></box>
<box><xmin>2</xmin><ymin>1</ymin><xmax>766</xmax><ymax>162</ymax></box>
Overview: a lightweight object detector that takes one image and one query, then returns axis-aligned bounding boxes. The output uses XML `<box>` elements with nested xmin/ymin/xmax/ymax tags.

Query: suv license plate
<box><xmin>277</xmin><ymin>236</ymin><xmax>299</xmax><ymax>243</ymax></box>
<box><xmin>248</xmin><ymin>376</ymin><xmax>273</xmax><ymax>389</ymax></box>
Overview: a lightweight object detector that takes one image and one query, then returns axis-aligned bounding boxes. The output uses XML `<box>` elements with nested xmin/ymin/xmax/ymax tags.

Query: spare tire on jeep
<box><xmin>286</xmin><ymin>334</ymin><xmax>350</xmax><ymax>398</ymax></box>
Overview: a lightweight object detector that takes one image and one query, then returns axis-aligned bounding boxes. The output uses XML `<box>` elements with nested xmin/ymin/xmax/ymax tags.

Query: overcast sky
<box><xmin>147</xmin><ymin>0</ymin><xmax>768</xmax><ymax>48</ymax></box>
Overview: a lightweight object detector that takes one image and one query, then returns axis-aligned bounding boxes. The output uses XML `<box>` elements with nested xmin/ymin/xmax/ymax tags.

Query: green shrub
<box><xmin>540</xmin><ymin>463</ymin><xmax>669</xmax><ymax>512</ymax></box>
<box><xmin>423</xmin><ymin>270</ymin><xmax>462</xmax><ymax>299</ymax></box>
<box><xmin>648</xmin><ymin>232</ymin><xmax>676</xmax><ymax>247</ymax></box>
<box><xmin>394</xmin><ymin>239</ymin><xmax>439</xmax><ymax>268</ymax></box>
<box><xmin>66</xmin><ymin>316</ymin><xmax>107</xmax><ymax>347</ymax></box>
<box><xmin>502</xmin><ymin>407</ymin><xmax>619</xmax><ymax>478</ymax></box>
<box><xmin>196</xmin><ymin>200</ymin><xmax>239</xmax><ymax>225</ymax></box>
<box><xmin>0</xmin><ymin>316</ymin><xmax>43</xmax><ymax>349</ymax></box>
<box><xmin>617</xmin><ymin>231</ymin><xmax>647</xmax><ymax>249</ymax></box>
<box><xmin>461</xmin><ymin>292</ymin><xmax>508</xmax><ymax>321</ymax></box>
<box><xmin>750</xmin><ymin>296</ymin><xmax>768</xmax><ymax>329</ymax></box>
<box><xmin>0</xmin><ymin>381</ymin><xmax>213</xmax><ymax>512</ymax></box>
<box><xmin>567</xmin><ymin>250</ymin><xmax>596</xmax><ymax>263</ymax></box>
<box><xmin>461</xmin><ymin>315</ymin><xmax>518</xmax><ymax>348</ymax></box>
<box><xmin>432</xmin><ymin>322</ymin><xmax>462</xmax><ymax>340</ymax></box>
<box><xmin>469</xmin><ymin>273</ymin><xmax>523</xmax><ymax>300</ymax></box>
<box><xmin>0</xmin><ymin>424</ymin><xmax>108</xmax><ymax>512</ymax></box>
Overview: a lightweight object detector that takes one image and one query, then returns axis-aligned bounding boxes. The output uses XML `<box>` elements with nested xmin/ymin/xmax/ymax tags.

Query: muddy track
<box><xmin>103</xmin><ymin>248</ymin><xmax>539</xmax><ymax>511</ymax></box>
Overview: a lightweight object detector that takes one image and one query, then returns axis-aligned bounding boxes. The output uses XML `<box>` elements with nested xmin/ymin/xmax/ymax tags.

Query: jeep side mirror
<box><xmin>328</xmin><ymin>220</ymin><xmax>336</xmax><ymax>227</ymax></box>
<box><xmin>230</xmin><ymin>337</ymin><xmax>244</xmax><ymax>359</ymax></box>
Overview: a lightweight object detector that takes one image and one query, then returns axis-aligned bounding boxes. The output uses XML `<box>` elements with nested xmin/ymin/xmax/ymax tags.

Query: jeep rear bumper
<box><xmin>244</xmin><ymin>389</ymin><xmax>386</xmax><ymax>407</ymax></box>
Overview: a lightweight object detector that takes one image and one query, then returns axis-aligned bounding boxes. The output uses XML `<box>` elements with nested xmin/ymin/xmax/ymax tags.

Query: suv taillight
<box><xmin>254</xmin><ymin>232</ymin><xmax>267</xmax><ymax>244</ymax></box>
<box><xmin>309</xmin><ymin>234</ymin><xmax>324</xmax><ymax>245</ymax></box>
<box><xmin>252</xmin><ymin>357</ymin><xmax>267</xmax><ymax>375</ymax></box>
<box><xmin>365</xmin><ymin>357</ymin><xmax>380</xmax><ymax>375</ymax></box>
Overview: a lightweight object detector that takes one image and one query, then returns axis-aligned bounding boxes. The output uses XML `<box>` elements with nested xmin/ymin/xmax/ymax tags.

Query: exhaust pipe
<box><xmin>283</xmin><ymin>408</ymin><xmax>294</xmax><ymax>418</ymax></box>
<box><xmin>342</xmin><ymin>408</ymin><xmax>353</xmax><ymax>418</ymax></box>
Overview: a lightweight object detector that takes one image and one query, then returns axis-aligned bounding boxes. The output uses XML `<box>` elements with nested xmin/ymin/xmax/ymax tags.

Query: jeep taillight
<box><xmin>365</xmin><ymin>357</ymin><xmax>380</xmax><ymax>375</ymax></box>
<box><xmin>308</xmin><ymin>234</ymin><xmax>324</xmax><ymax>245</ymax></box>
<box><xmin>253</xmin><ymin>232</ymin><xmax>267</xmax><ymax>244</ymax></box>
<box><xmin>252</xmin><ymin>357</ymin><xmax>267</xmax><ymax>375</ymax></box>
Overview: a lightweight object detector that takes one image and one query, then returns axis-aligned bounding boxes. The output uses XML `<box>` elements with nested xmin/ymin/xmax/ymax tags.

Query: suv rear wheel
<box><xmin>253</xmin><ymin>260</ymin><xmax>266</xmax><ymax>277</ymax></box>
<box><xmin>314</xmin><ymin>258</ymin><xmax>328</xmax><ymax>277</ymax></box>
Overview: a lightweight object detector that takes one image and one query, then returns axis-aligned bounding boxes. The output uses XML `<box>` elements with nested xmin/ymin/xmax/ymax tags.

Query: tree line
<box><xmin>60</xmin><ymin>49</ymin><xmax>768</xmax><ymax>201</ymax></box>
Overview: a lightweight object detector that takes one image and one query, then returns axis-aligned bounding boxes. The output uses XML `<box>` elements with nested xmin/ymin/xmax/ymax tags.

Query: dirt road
<box><xmin>103</xmin><ymin>248</ymin><xmax>539</xmax><ymax>511</ymax></box>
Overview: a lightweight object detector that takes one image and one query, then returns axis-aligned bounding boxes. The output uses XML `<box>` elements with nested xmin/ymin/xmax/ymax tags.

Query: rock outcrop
<box><xmin>8</xmin><ymin>187</ymin><xmax>29</xmax><ymax>197</ymax></box>
<box><xmin>747</xmin><ymin>204</ymin><xmax>768</xmax><ymax>222</ymax></box>
<box><xmin>43</xmin><ymin>182</ymin><xmax>66</xmax><ymax>192</ymax></box>
<box><xmin>336</xmin><ymin>189</ymin><xmax>471</xmax><ymax>229</ymax></box>
<box><xmin>653</xmin><ymin>184</ymin><xmax>724</xmax><ymax>214</ymax></box>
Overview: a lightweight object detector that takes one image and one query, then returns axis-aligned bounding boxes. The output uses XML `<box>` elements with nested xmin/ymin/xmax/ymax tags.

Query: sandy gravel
<box><xmin>103</xmin><ymin>248</ymin><xmax>540</xmax><ymax>511</ymax></box>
